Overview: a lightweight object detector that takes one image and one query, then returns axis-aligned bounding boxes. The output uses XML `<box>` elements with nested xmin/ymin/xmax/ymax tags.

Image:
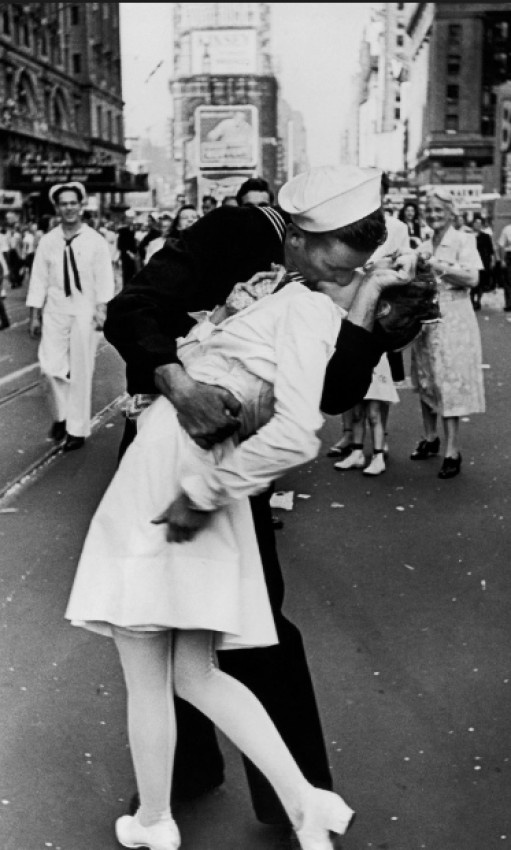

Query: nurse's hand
<box><xmin>155</xmin><ymin>364</ymin><xmax>241</xmax><ymax>449</ymax></box>
<box><xmin>152</xmin><ymin>492</ymin><xmax>210</xmax><ymax>543</ymax></box>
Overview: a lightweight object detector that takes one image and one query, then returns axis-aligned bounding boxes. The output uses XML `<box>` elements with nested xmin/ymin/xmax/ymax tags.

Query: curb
<box><xmin>0</xmin><ymin>393</ymin><xmax>127</xmax><ymax>506</ymax></box>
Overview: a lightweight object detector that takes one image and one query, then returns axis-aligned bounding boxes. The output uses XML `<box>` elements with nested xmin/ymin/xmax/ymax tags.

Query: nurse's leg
<box><xmin>114</xmin><ymin>630</ymin><xmax>176</xmax><ymax>826</ymax></box>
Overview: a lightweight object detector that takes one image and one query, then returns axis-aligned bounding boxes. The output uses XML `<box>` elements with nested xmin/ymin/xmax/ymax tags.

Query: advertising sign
<box><xmin>190</xmin><ymin>28</ymin><xmax>257</xmax><ymax>75</ymax></box>
<box><xmin>197</xmin><ymin>105</ymin><xmax>258</xmax><ymax>170</ymax></box>
<box><xmin>7</xmin><ymin>164</ymin><xmax>117</xmax><ymax>190</ymax></box>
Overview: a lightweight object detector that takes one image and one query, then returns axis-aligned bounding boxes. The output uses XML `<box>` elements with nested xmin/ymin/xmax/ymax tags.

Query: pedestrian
<box><xmin>67</xmin><ymin>165</ymin><xmax>416</xmax><ymax>850</ymax></box>
<box><xmin>137</xmin><ymin>214</ymin><xmax>161</xmax><ymax>264</ymax></box>
<box><xmin>143</xmin><ymin>213</ymin><xmax>174</xmax><ymax>264</ymax></box>
<box><xmin>471</xmin><ymin>215</ymin><xmax>494</xmax><ymax>311</ymax></box>
<box><xmin>201</xmin><ymin>194</ymin><xmax>217</xmax><ymax>215</ymax></box>
<box><xmin>6</xmin><ymin>222</ymin><xmax>24</xmax><ymax>288</ymax></box>
<box><xmin>497</xmin><ymin>218</ymin><xmax>511</xmax><ymax>312</ymax></box>
<box><xmin>221</xmin><ymin>195</ymin><xmax>238</xmax><ymax>207</ymax></box>
<box><xmin>398</xmin><ymin>200</ymin><xmax>423</xmax><ymax>249</ymax></box>
<box><xmin>0</xmin><ymin>251</ymin><xmax>10</xmax><ymax>329</ymax></box>
<box><xmin>236</xmin><ymin>176</ymin><xmax>273</xmax><ymax>207</ymax></box>
<box><xmin>410</xmin><ymin>188</ymin><xmax>485</xmax><ymax>479</ymax></box>
<box><xmin>26</xmin><ymin>181</ymin><xmax>115</xmax><ymax>451</ymax></box>
<box><xmin>166</xmin><ymin>204</ymin><xmax>199</xmax><ymax>239</ymax></box>
<box><xmin>103</xmin><ymin>164</ymin><xmax>417</xmax><ymax>832</ymax></box>
<box><xmin>117</xmin><ymin>210</ymin><xmax>139</xmax><ymax>287</ymax></box>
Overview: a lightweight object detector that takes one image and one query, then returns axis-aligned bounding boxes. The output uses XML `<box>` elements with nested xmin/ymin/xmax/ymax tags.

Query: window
<box><xmin>446</xmin><ymin>114</ymin><xmax>459</xmax><ymax>133</ymax></box>
<box><xmin>71</xmin><ymin>5</ymin><xmax>80</xmax><ymax>25</ymax></box>
<box><xmin>395</xmin><ymin>107</ymin><xmax>401</xmax><ymax>120</ymax></box>
<box><xmin>117</xmin><ymin>114</ymin><xmax>123</xmax><ymax>144</ymax></box>
<box><xmin>447</xmin><ymin>58</ymin><xmax>460</xmax><ymax>75</ymax></box>
<box><xmin>72</xmin><ymin>53</ymin><xmax>81</xmax><ymax>74</ymax></box>
<box><xmin>96</xmin><ymin>105</ymin><xmax>102</xmax><ymax>137</ymax></box>
<box><xmin>448</xmin><ymin>23</ymin><xmax>461</xmax><ymax>47</ymax></box>
<box><xmin>2</xmin><ymin>9</ymin><xmax>11</xmax><ymax>36</ymax></box>
<box><xmin>107</xmin><ymin>110</ymin><xmax>112</xmax><ymax>141</ymax></box>
<box><xmin>40</xmin><ymin>30</ymin><xmax>48</xmax><ymax>57</ymax></box>
<box><xmin>397</xmin><ymin>34</ymin><xmax>404</xmax><ymax>47</ymax></box>
<box><xmin>446</xmin><ymin>84</ymin><xmax>459</xmax><ymax>104</ymax></box>
<box><xmin>21</xmin><ymin>20</ymin><xmax>30</xmax><ymax>47</ymax></box>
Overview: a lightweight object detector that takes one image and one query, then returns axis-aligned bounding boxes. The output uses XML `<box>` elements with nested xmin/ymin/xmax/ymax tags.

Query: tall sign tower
<box><xmin>171</xmin><ymin>3</ymin><xmax>278</xmax><ymax>204</ymax></box>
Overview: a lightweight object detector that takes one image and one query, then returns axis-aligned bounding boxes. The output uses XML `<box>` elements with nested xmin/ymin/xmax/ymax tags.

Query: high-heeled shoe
<box><xmin>438</xmin><ymin>453</ymin><xmax>462</xmax><ymax>479</ymax></box>
<box><xmin>410</xmin><ymin>436</ymin><xmax>440</xmax><ymax>460</ymax></box>
<box><xmin>295</xmin><ymin>788</ymin><xmax>355</xmax><ymax>850</ymax></box>
<box><xmin>115</xmin><ymin>812</ymin><xmax>181</xmax><ymax>850</ymax></box>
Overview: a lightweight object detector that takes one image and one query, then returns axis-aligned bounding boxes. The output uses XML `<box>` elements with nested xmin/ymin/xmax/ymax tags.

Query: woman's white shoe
<box><xmin>333</xmin><ymin>449</ymin><xmax>365</xmax><ymax>470</ymax></box>
<box><xmin>115</xmin><ymin>813</ymin><xmax>180</xmax><ymax>850</ymax></box>
<box><xmin>363</xmin><ymin>453</ymin><xmax>386</xmax><ymax>476</ymax></box>
<box><xmin>295</xmin><ymin>788</ymin><xmax>355</xmax><ymax>850</ymax></box>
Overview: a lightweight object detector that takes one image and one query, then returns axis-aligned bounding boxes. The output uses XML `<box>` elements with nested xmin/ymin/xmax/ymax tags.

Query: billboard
<box><xmin>197</xmin><ymin>105</ymin><xmax>258</xmax><ymax>170</ymax></box>
<box><xmin>190</xmin><ymin>28</ymin><xmax>258</xmax><ymax>75</ymax></box>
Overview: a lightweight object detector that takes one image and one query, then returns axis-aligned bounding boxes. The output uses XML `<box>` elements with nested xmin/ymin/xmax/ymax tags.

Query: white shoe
<box><xmin>295</xmin><ymin>787</ymin><xmax>355</xmax><ymax>850</ymax></box>
<box><xmin>334</xmin><ymin>449</ymin><xmax>365</xmax><ymax>470</ymax></box>
<box><xmin>363</xmin><ymin>453</ymin><xmax>386</xmax><ymax>476</ymax></box>
<box><xmin>115</xmin><ymin>813</ymin><xmax>180</xmax><ymax>850</ymax></box>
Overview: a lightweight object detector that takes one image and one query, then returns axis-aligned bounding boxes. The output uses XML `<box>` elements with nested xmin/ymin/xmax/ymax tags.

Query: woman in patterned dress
<box><xmin>410</xmin><ymin>188</ymin><xmax>485</xmax><ymax>479</ymax></box>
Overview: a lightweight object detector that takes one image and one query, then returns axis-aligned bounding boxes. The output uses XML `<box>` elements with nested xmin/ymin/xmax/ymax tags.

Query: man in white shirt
<box><xmin>497</xmin><ymin>221</ymin><xmax>511</xmax><ymax>311</ymax></box>
<box><xmin>26</xmin><ymin>181</ymin><xmax>115</xmax><ymax>451</ymax></box>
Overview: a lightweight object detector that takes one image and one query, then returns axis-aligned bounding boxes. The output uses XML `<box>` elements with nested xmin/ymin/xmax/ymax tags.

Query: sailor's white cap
<box><xmin>278</xmin><ymin>165</ymin><xmax>382</xmax><ymax>232</ymax></box>
<box><xmin>48</xmin><ymin>181</ymin><xmax>87</xmax><ymax>206</ymax></box>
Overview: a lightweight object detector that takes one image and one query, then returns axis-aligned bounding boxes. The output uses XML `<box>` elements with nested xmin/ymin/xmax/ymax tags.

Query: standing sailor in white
<box><xmin>26</xmin><ymin>182</ymin><xmax>115</xmax><ymax>451</ymax></box>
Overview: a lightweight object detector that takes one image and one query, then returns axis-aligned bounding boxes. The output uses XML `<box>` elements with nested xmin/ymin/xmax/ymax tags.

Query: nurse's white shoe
<box><xmin>115</xmin><ymin>813</ymin><xmax>180</xmax><ymax>850</ymax></box>
<box><xmin>363</xmin><ymin>453</ymin><xmax>386</xmax><ymax>476</ymax></box>
<box><xmin>334</xmin><ymin>448</ymin><xmax>365</xmax><ymax>470</ymax></box>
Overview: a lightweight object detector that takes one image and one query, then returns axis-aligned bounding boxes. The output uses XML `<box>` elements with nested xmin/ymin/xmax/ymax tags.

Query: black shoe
<box><xmin>327</xmin><ymin>443</ymin><xmax>353</xmax><ymax>459</ymax></box>
<box><xmin>63</xmin><ymin>434</ymin><xmax>85</xmax><ymax>452</ymax></box>
<box><xmin>438</xmin><ymin>454</ymin><xmax>462</xmax><ymax>479</ymax></box>
<box><xmin>271</xmin><ymin>514</ymin><xmax>284</xmax><ymax>530</ymax></box>
<box><xmin>410</xmin><ymin>437</ymin><xmax>440</xmax><ymax>460</ymax></box>
<box><xmin>49</xmin><ymin>420</ymin><xmax>67</xmax><ymax>441</ymax></box>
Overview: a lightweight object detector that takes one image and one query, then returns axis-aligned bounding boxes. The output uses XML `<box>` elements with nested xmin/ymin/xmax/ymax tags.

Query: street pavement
<box><xmin>0</xmin><ymin>291</ymin><xmax>510</xmax><ymax>850</ymax></box>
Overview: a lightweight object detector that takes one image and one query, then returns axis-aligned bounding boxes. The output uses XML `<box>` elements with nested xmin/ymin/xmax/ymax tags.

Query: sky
<box><xmin>120</xmin><ymin>3</ymin><xmax>372</xmax><ymax>167</ymax></box>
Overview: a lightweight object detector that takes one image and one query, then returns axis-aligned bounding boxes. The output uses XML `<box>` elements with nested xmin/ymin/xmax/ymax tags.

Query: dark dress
<box><xmin>104</xmin><ymin>204</ymin><xmax>384</xmax><ymax>820</ymax></box>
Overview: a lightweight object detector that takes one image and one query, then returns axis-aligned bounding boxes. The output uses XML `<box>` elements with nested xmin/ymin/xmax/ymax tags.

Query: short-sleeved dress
<box><xmin>65</xmin><ymin>283</ymin><xmax>344</xmax><ymax>650</ymax></box>
<box><xmin>410</xmin><ymin>227</ymin><xmax>485</xmax><ymax>417</ymax></box>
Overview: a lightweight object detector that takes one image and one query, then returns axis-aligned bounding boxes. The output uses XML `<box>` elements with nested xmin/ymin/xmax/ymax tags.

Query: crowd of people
<box><xmin>0</xmin><ymin>164</ymin><xmax>505</xmax><ymax>849</ymax></box>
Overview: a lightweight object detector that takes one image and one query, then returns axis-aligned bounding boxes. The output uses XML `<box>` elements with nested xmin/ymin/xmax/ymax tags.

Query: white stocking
<box><xmin>173</xmin><ymin>630</ymin><xmax>310</xmax><ymax>825</ymax></box>
<box><xmin>114</xmin><ymin>630</ymin><xmax>176</xmax><ymax>827</ymax></box>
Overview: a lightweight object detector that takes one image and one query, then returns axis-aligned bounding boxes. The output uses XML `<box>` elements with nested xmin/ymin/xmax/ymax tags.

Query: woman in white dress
<box><xmin>66</xmin><ymin>277</ymin><xmax>360</xmax><ymax>850</ymax></box>
<box><xmin>409</xmin><ymin>189</ymin><xmax>485</xmax><ymax>479</ymax></box>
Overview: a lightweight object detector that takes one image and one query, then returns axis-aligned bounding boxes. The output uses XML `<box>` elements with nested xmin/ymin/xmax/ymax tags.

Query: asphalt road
<box><xmin>0</xmin><ymin>290</ymin><xmax>510</xmax><ymax>850</ymax></box>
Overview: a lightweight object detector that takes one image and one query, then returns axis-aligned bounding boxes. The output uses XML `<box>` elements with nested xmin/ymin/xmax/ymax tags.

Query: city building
<box><xmin>405</xmin><ymin>1</ymin><xmax>511</xmax><ymax>212</ymax></box>
<box><xmin>356</xmin><ymin>3</ymin><xmax>410</xmax><ymax>178</ymax></box>
<box><xmin>170</xmin><ymin>2</ymin><xmax>280</xmax><ymax>203</ymax></box>
<box><xmin>277</xmin><ymin>99</ymin><xmax>309</xmax><ymax>185</ymax></box>
<box><xmin>0</xmin><ymin>2</ymin><xmax>142</xmax><ymax>223</ymax></box>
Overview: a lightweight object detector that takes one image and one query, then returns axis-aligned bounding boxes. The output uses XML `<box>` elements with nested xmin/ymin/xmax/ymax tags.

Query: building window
<box><xmin>117</xmin><ymin>114</ymin><xmax>123</xmax><ymax>144</ymax></box>
<box><xmin>72</xmin><ymin>53</ymin><xmax>81</xmax><ymax>74</ymax></box>
<box><xmin>397</xmin><ymin>34</ymin><xmax>404</xmax><ymax>47</ymax></box>
<box><xmin>446</xmin><ymin>84</ymin><xmax>459</xmax><ymax>104</ymax></box>
<box><xmin>394</xmin><ymin>108</ymin><xmax>401</xmax><ymax>120</ymax></box>
<box><xmin>446</xmin><ymin>114</ymin><xmax>459</xmax><ymax>133</ymax></box>
<box><xmin>71</xmin><ymin>5</ymin><xmax>80</xmax><ymax>25</ymax></box>
<box><xmin>21</xmin><ymin>20</ymin><xmax>30</xmax><ymax>47</ymax></box>
<box><xmin>2</xmin><ymin>9</ymin><xmax>11</xmax><ymax>36</ymax></box>
<box><xmin>96</xmin><ymin>105</ymin><xmax>103</xmax><ymax>137</ymax></box>
<box><xmin>448</xmin><ymin>23</ymin><xmax>461</xmax><ymax>47</ymax></box>
<box><xmin>398</xmin><ymin>2</ymin><xmax>405</xmax><ymax>9</ymax></box>
<box><xmin>107</xmin><ymin>110</ymin><xmax>112</xmax><ymax>141</ymax></box>
<box><xmin>447</xmin><ymin>57</ymin><xmax>460</xmax><ymax>75</ymax></box>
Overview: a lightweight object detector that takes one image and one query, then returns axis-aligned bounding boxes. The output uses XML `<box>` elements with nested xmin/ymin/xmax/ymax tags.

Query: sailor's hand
<box><xmin>152</xmin><ymin>492</ymin><xmax>210</xmax><ymax>543</ymax></box>
<box><xmin>154</xmin><ymin>365</ymin><xmax>241</xmax><ymax>449</ymax></box>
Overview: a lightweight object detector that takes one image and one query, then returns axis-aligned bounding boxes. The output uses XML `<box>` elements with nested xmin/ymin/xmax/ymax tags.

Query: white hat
<box><xmin>49</xmin><ymin>181</ymin><xmax>87</xmax><ymax>206</ymax></box>
<box><xmin>278</xmin><ymin>165</ymin><xmax>382</xmax><ymax>233</ymax></box>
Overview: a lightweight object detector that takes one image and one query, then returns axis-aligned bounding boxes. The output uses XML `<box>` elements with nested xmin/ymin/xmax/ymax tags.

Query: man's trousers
<box><xmin>39</xmin><ymin>311</ymin><xmax>98</xmax><ymax>437</ymax></box>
